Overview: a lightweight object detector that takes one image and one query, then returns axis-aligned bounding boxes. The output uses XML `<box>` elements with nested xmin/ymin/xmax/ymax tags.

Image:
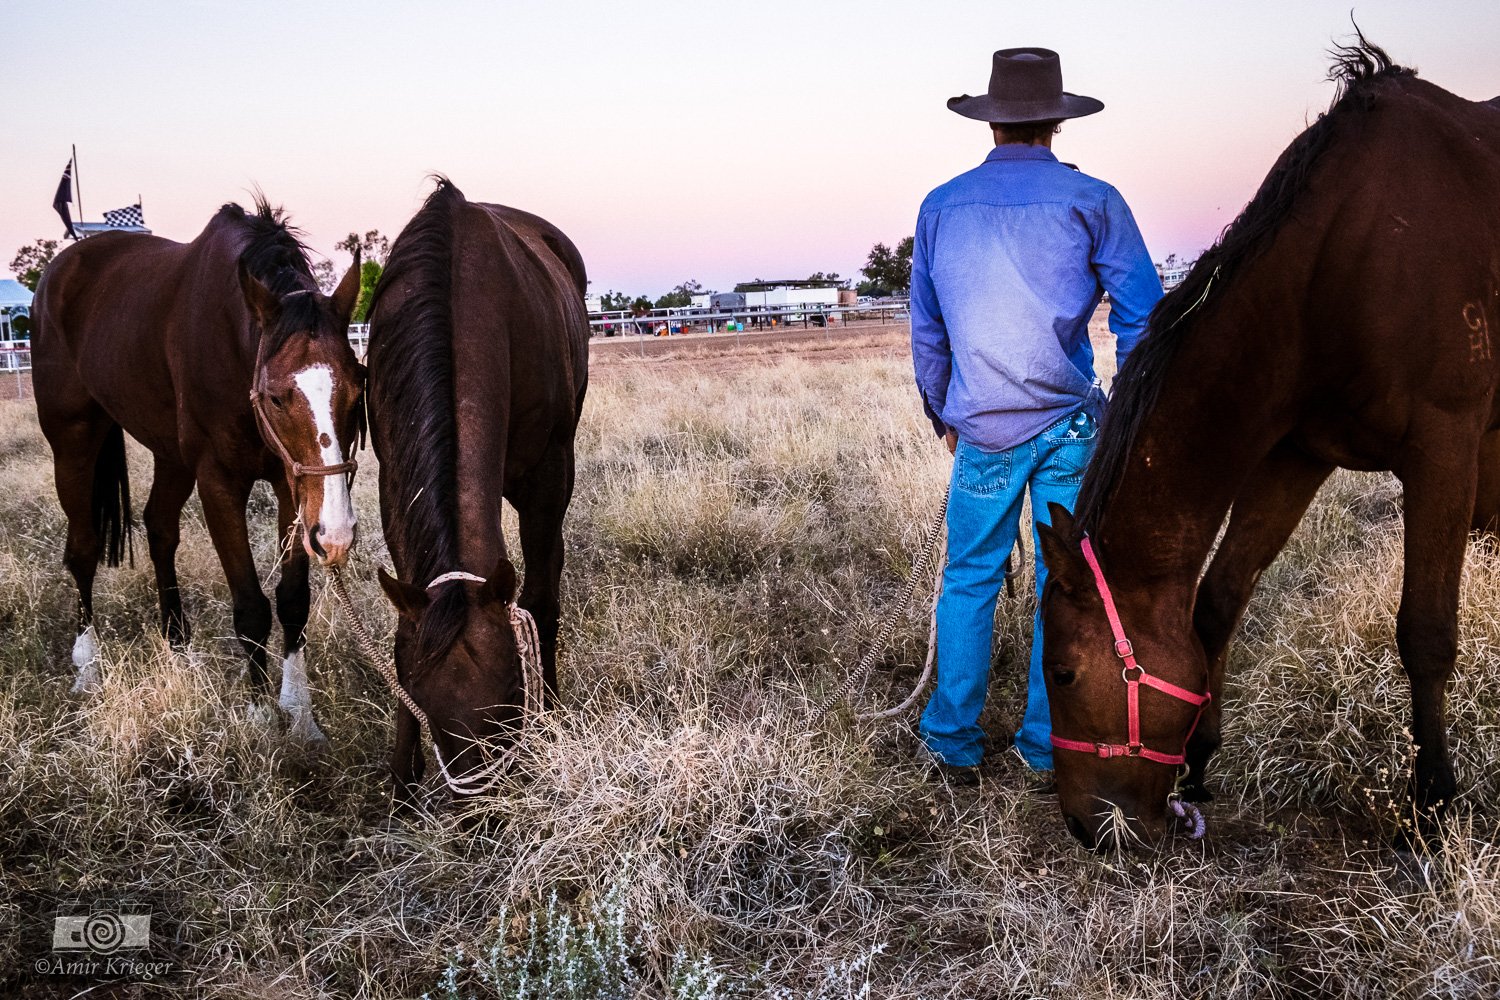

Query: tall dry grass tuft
<box><xmin>1</xmin><ymin>326</ymin><xmax>1497</xmax><ymax>997</ymax></box>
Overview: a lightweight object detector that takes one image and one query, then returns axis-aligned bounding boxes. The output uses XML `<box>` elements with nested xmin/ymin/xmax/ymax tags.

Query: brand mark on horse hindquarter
<box><xmin>1464</xmin><ymin>302</ymin><xmax>1492</xmax><ymax>363</ymax></box>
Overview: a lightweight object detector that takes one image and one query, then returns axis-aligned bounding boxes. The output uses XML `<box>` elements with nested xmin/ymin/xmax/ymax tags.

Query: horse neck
<box><xmin>1092</xmin><ymin>302</ymin><xmax>1297</xmax><ymax>613</ymax></box>
<box><xmin>450</xmin><ymin>300</ymin><xmax>512</xmax><ymax>578</ymax></box>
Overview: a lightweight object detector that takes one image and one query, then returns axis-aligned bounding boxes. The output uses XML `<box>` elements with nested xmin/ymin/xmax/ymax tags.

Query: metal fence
<box><xmin>588</xmin><ymin>301</ymin><xmax>909</xmax><ymax>337</ymax></box>
<box><xmin>0</xmin><ymin>304</ymin><xmax>908</xmax><ymax>383</ymax></box>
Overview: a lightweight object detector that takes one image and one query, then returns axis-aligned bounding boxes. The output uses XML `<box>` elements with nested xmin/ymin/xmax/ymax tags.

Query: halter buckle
<box><xmin>1114</xmin><ymin>638</ymin><xmax>1134</xmax><ymax>659</ymax></box>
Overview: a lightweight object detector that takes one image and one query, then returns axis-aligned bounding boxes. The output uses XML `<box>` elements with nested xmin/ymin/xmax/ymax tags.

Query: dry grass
<box><xmin>1</xmin><ymin>330</ymin><xmax>1497</xmax><ymax>998</ymax></box>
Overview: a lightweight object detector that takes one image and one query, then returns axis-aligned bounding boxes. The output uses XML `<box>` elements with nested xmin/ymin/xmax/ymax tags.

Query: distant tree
<box><xmin>807</xmin><ymin>271</ymin><xmax>847</xmax><ymax>288</ymax></box>
<box><xmin>630</xmin><ymin>295</ymin><xmax>653</xmax><ymax>312</ymax></box>
<box><xmin>599</xmin><ymin>290</ymin><xmax>635</xmax><ymax>310</ymax></box>
<box><xmin>310</xmin><ymin>258</ymin><xmax>339</xmax><ymax>295</ymax></box>
<box><xmin>352</xmin><ymin>259</ymin><xmax>382</xmax><ymax>323</ymax></box>
<box><xmin>336</xmin><ymin>229</ymin><xmax>390</xmax><ymax>265</ymax></box>
<box><xmin>9</xmin><ymin>238</ymin><xmax>60</xmax><ymax>291</ymax></box>
<box><xmin>859</xmin><ymin>238</ymin><xmax>914</xmax><ymax>296</ymax></box>
<box><xmin>654</xmin><ymin>278</ymin><xmax>703</xmax><ymax>309</ymax></box>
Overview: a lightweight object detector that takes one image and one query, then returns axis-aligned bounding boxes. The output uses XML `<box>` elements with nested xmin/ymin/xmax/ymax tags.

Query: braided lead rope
<box><xmin>856</xmin><ymin>541</ymin><xmax>946</xmax><ymax>721</ymax></box>
<box><xmin>328</xmin><ymin>564</ymin><xmax>544</xmax><ymax>796</ymax></box>
<box><xmin>810</xmin><ymin>483</ymin><xmax>950</xmax><ymax>724</ymax></box>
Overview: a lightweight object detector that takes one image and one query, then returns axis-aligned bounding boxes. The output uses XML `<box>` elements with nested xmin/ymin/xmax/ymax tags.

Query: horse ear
<box><xmin>479</xmin><ymin>557</ymin><xmax>518</xmax><ymax>606</ymax></box>
<box><xmin>239</xmin><ymin>260</ymin><xmax>279</xmax><ymax>327</ymax></box>
<box><xmin>1037</xmin><ymin>504</ymin><xmax>1087</xmax><ymax>597</ymax></box>
<box><xmin>331</xmin><ymin>248</ymin><xmax>362</xmax><ymax>322</ymax></box>
<box><xmin>378</xmin><ymin>566</ymin><xmax>430</xmax><ymax>621</ymax></box>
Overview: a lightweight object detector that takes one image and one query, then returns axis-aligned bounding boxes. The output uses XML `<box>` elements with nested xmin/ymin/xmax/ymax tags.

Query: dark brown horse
<box><xmin>1037</xmin><ymin>39</ymin><xmax>1500</xmax><ymax>849</ymax></box>
<box><xmin>33</xmin><ymin>199</ymin><xmax>366</xmax><ymax>740</ymax></box>
<box><xmin>367</xmin><ymin>179</ymin><xmax>588</xmax><ymax>798</ymax></box>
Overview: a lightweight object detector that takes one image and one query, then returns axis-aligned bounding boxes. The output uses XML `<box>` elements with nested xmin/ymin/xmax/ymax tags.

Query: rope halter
<box><xmin>1049</xmin><ymin>534</ymin><xmax>1212</xmax><ymax>838</ymax></box>
<box><xmin>247</xmin><ymin>331</ymin><xmax>359</xmax><ymax>505</ymax></box>
<box><xmin>328</xmin><ymin>565</ymin><xmax>545</xmax><ymax>797</ymax></box>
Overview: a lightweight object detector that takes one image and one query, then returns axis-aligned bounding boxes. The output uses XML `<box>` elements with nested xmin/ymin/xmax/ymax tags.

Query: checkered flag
<box><xmin>102</xmin><ymin>204</ymin><xmax>145</xmax><ymax>228</ymax></box>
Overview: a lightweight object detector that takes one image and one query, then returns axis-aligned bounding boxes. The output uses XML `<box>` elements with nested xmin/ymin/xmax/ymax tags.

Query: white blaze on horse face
<box><xmin>293</xmin><ymin>364</ymin><xmax>356</xmax><ymax>562</ymax></box>
<box><xmin>71</xmin><ymin>625</ymin><xmax>101</xmax><ymax>694</ymax></box>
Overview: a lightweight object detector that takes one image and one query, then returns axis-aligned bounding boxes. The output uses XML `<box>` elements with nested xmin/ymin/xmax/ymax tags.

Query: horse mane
<box><xmin>368</xmin><ymin>177</ymin><xmax>469</xmax><ymax>671</ymax></box>
<box><xmin>218</xmin><ymin>195</ymin><xmax>322</xmax><ymax>355</ymax></box>
<box><xmin>1072</xmin><ymin>33</ymin><xmax>1413</xmax><ymax>534</ymax></box>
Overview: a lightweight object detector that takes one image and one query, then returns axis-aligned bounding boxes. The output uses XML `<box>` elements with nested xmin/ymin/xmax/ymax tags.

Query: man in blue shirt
<box><xmin>911</xmin><ymin>47</ymin><xmax>1162</xmax><ymax>783</ymax></box>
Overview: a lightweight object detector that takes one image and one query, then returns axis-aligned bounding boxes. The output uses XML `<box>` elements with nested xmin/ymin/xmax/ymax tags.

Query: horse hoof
<box><xmin>244</xmin><ymin>701</ymin><xmax>276</xmax><ymax>729</ymax></box>
<box><xmin>286</xmin><ymin>709</ymin><xmax>329</xmax><ymax>747</ymax></box>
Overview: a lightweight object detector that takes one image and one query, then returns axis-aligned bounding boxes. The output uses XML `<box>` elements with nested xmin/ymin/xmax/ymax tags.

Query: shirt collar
<box><xmin>983</xmin><ymin>145</ymin><xmax>1059</xmax><ymax>165</ymax></box>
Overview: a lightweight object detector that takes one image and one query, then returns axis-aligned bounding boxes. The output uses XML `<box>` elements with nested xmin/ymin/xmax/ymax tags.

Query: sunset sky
<box><xmin>4</xmin><ymin>1</ymin><xmax>1497</xmax><ymax>298</ymax></box>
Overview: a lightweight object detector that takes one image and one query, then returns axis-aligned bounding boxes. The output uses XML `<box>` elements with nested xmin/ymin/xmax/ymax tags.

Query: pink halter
<box><xmin>1049</xmin><ymin>535</ymin><xmax>1212</xmax><ymax>766</ymax></box>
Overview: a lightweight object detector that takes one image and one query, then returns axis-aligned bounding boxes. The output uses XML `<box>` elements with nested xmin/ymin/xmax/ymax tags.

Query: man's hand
<box><xmin>945</xmin><ymin>429</ymin><xmax>958</xmax><ymax>454</ymax></box>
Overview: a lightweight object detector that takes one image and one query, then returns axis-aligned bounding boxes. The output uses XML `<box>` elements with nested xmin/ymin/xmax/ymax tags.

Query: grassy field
<box><xmin>1</xmin><ymin>323</ymin><xmax>1497</xmax><ymax>998</ymax></box>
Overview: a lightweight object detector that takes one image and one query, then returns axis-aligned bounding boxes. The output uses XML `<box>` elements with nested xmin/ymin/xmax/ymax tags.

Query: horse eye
<box><xmin>269</xmin><ymin>394</ymin><xmax>285</xmax><ymax>410</ymax></box>
<box><xmin>1052</xmin><ymin>668</ymin><xmax>1077</xmax><ymax>687</ymax></box>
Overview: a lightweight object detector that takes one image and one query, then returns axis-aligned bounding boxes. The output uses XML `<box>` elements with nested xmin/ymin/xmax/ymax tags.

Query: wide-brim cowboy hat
<box><xmin>948</xmin><ymin>47</ymin><xmax>1104</xmax><ymax>124</ymax></box>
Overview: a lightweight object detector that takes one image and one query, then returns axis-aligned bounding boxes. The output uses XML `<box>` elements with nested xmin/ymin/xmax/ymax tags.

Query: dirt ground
<box><xmin>589</xmin><ymin>305</ymin><xmax>1117</xmax><ymax>380</ymax></box>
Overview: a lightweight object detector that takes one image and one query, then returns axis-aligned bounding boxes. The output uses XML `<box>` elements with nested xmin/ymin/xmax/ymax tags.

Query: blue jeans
<box><xmin>920</xmin><ymin>411</ymin><xmax>1098</xmax><ymax>769</ymax></box>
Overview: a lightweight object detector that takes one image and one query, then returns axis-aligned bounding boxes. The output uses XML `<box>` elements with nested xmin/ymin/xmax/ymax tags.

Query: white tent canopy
<box><xmin>0</xmin><ymin>280</ymin><xmax>32</xmax><ymax>310</ymax></box>
<box><xmin>0</xmin><ymin>279</ymin><xmax>34</xmax><ymax>341</ymax></box>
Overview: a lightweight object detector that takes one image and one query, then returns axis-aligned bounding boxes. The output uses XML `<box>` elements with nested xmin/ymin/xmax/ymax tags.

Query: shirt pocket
<box><xmin>956</xmin><ymin>442</ymin><xmax>1012</xmax><ymax>496</ymax></box>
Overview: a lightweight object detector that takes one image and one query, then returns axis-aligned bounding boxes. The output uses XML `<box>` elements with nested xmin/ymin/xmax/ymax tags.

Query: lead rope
<box><xmin>328</xmin><ymin>564</ymin><xmax>544</xmax><ymax>796</ymax></box>
<box><xmin>810</xmin><ymin>484</ymin><xmax>949</xmax><ymax>723</ymax></box>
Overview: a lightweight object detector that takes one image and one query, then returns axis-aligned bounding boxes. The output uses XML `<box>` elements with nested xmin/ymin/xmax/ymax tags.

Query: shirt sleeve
<box><xmin>909</xmin><ymin>211</ymin><xmax>951</xmax><ymax>437</ymax></box>
<box><xmin>1091</xmin><ymin>187</ymin><xmax>1163</xmax><ymax>372</ymax></box>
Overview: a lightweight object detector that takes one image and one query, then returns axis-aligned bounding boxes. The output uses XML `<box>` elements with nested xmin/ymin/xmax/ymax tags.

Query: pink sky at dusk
<box><xmin>3</xmin><ymin>1</ymin><xmax>1496</xmax><ymax>297</ymax></box>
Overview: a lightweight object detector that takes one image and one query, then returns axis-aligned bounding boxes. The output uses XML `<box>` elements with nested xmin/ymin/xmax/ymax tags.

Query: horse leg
<box><xmin>1186</xmin><ymin>443</ymin><xmax>1332</xmax><ymax>800</ymax></box>
<box><xmin>1393</xmin><ymin>448</ymin><xmax>1475</xmax><ymax>848</ymax></box>
<box><xmin>391</xmin><ymin>705</ymin><xmax>425</xmax><ymax>809</ymax></box>
<box><xmin>144</xmin><ymin>457</ymin><xmax>196</xmax><ymax>649</ymax></box>
<box><xmin>508</xmin><ymin>440</ymin><xmax>576</xmax><ymax>706</ymax></box>
<box><xmin>270</xmin><ymin>476</ymin><xmax>326</xmax><ymax>744</ymax></box>
<box><xmin>197</xmin><ymin>471</ymin><xmax>274</xmax><ymax>706</ymax></box>
<box><xmin>44</xmin><ymin>404</ymin><xmax>117</xmax><ymax>693</ymax></box>
<box><xmin>1469</xmin><ymin>429</ymin><xmax>1500</xmax><ymax>534</ymax></box>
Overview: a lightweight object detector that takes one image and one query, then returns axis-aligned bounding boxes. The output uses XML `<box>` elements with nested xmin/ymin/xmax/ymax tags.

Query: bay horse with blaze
<box><xmin>1037</xmin><ymin>39</ymin><xmax>1500</xmax><ymax>850</ymax></box>
<box><xmin>33</xmin><ymin>199</ymin><xmax>366</xmax><ymax>741</ymax></box>
<box><xmin>367</xmin><ymin>179</ymin><xmax>588</xmax><ymax>799</ymax></box>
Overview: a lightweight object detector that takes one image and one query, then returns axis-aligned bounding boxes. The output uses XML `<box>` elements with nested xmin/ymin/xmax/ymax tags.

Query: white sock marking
<box><xmin>278</xmin><ymin>647</ymin><xmax>327</xmax><ymax>744</ymax></box>
<box><xmin>71</xmin><ymin>625</ymin><xmax>101</xmax><ymax>693</ymax></box>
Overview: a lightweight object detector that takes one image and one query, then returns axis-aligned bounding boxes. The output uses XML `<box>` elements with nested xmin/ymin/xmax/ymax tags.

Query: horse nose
<box><xmin>304</xmin><ymin>521</ymin><xmax>356</xmax><ymax>567</ymax></box>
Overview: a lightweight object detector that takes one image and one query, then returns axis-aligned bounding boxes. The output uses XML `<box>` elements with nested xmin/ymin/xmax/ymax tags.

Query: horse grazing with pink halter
<box><xmin>1039</xmin><ymin>38</ymin><xmax>1500</xmax><ymax>850</ymax></box>
<box><xmin>366</xmin><ymin>178</ymin><xmax>588</xmax><ymax>800</ymax></box>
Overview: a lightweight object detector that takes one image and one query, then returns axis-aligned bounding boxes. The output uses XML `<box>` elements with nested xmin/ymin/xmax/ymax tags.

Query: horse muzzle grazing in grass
<box><xmin>367</xmin><ymin>178</ymin><xmax>589</xmax><ymax>801</ymax></box>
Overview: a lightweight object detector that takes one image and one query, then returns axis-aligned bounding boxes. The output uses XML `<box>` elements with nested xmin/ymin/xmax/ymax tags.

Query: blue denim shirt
<box><xmin>910</xmin><ymin>144</ymin><xmax>1162</xmax><ymax>452</ymax></box>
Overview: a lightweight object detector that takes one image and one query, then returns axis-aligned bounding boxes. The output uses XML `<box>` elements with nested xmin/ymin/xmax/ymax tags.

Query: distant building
<box><xmin>1156</xmin><ymin>256</ymin><xmax>1194</xmax><ymax>291</ymax></box>
<box><xmin>733</xmin><ymin>279</ymin><xmax>840</xmax><ymax>310</ymax></box>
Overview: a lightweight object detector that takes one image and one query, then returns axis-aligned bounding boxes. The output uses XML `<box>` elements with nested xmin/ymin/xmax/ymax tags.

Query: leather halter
<box><xmin>1049</xmin><ymin>535</ymin><xmax>1211</xmax><ymax>766</ymax></box>
<box><xmin>248</xmin><ymin>331</ymin><xmax>358</xmax><ymax>502</ymax></box>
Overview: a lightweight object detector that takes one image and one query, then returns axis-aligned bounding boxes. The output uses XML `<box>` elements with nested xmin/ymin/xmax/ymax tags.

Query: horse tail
<box><xmin>92</xmin><ymin>423</ymin><xmax>134</xmax><ymax>569</ymax></box>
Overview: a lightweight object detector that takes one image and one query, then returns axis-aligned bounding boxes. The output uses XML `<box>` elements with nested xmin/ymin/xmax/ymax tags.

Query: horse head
<box><xmin>377</xmin><ymin>556</ymin><xmax>526</xmax><ymax>797</ymax></box>
<box><xmin>241</xmin><ymin>255</ymin><xmax>366</xmax><ymax>567</ymax></box>
<box><xmin>1037</xmin><ymin>505</ymin><xmax>1212</xmax><ymax>850</ymax></box>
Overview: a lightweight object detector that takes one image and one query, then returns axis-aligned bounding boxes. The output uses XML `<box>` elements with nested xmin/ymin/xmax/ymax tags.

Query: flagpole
<box><xmin>72</xmin><ymin>144</ymin><xmax>82</xmax><ymax>224</ymax></box>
